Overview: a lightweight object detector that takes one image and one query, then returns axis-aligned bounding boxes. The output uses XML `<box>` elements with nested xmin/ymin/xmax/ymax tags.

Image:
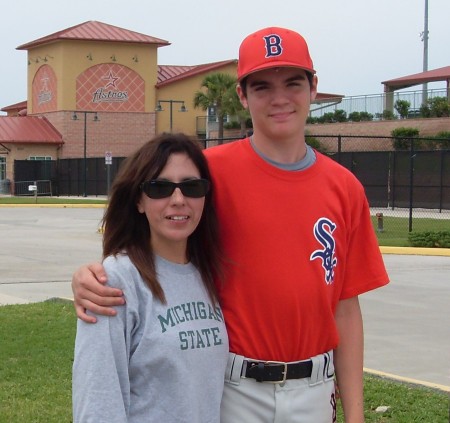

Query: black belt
<box><xmin>243</xmin><ymin>359</ymin><xmax>313</xmax><ymax>383</ymax></box>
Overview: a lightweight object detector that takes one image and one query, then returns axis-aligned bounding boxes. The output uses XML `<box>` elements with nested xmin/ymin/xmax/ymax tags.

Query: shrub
<box><xmin>408</xmin><ymin>230</ymin><xmax>450</xmax><ymax>248</ymax></box>
<box><xmin>434</xmin><ymin>131</ymin><xmax>450</xmax><ymax>149</ymax></box>
<box><xmin>317</xmin><ymin>110</ymin><xmax>347</xmax><ymax>124</ymax></box>
<box><xmin>420</xmin><ymin>96</ymin><xmax>450</xmax><ymax>118</ymax></box>
<box><xmin>348</xmin><ymin>112</ymin><xmax>361</xmax><ymax>122</ymax></box>
<box><xmin>307</xmin><ymin>116</ymin><xmax>319</xmax><ymax>124</ymax></box>
<box><xmin>391</xmin><ymin>127</ymin><xmax>420</xmax><ymax>150</ymax></box>
<box><xmin>224</xmin><ymin>121</ymin><xmax>240</xmax><ymax>130</ymax></box>
<box><xmin>317</xmin><ymin>112</ymin><xmax>335</xmax><ymax>124</ymax></box>
<box><xmin>419</xmin><ymin>103</ymin><xmax>431</xmax><ymax>118</ymax></box>
<box><xmin>359</xmin><ymin>111</ymin><xmax>374</xmax><ymax>121</ymax></box>
<box><xmin>381</xmin><ymin>109</ymin><xmax>396</xmax><ymax>120</ymax></box>
<box><xmin>333</xmin><ymin>109</ymin><xmax>347</xmax><ymax>122</ymax></box>
<box><xmin>305</xmin><ymin>133</ymin><xmax>327</xmax><ymax>153</ymax></box>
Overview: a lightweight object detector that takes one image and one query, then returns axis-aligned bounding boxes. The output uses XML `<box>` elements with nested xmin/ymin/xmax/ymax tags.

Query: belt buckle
<box><xmin>265</xmin><ymin>361</ymin><xmax>288</xmax><ymax>384</ymax></box>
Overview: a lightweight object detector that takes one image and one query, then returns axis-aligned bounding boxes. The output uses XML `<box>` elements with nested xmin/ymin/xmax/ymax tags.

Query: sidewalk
<box><xmin>0</xmin><ymin>205</ymin><xmax>449</xmax><ymax>390</ymax></box>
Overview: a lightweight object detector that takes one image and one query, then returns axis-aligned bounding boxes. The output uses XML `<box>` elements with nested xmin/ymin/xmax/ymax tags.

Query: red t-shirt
<box><xmin>205</xmin><ymin>139</ymin><xmax>389</xmax><ymax>362</ymax></box>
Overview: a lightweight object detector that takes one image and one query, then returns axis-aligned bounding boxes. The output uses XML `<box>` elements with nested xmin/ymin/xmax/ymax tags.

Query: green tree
<box><xmin>427</xmin><ymin>96</ymin><xmax>449</xmax><ymax>117</ymax></box>
<box><xmin>193</xmin><ymin>73</ymin><xmax>237</xmax><ymax>143</ymax></box>
<box><xmin>394</xmin><ymin>99</ymin><xmax>410</xmax><ymax>119</ymax></box>
<box><xmin>221</xmin><ymin>87</ymin><xmax>250</xmax><ymax>137</ymax></box>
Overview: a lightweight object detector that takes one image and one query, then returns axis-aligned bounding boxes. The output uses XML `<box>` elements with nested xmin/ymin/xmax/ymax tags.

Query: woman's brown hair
<box><xmin>102</xmin><ymin>133</ymin><xmax>222</xmax><ymax>304</ymax></box>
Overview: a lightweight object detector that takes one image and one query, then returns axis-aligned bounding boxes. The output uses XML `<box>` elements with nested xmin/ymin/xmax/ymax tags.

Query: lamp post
<box><xmin>72</xmin><ymin>111</ymin><xmax>99</xmax><ymax>197</ymax></box>
<box><xmin>155</xmin><ymin>100</ymin><xmax>187</xmax><ymax>132</ymax></box>
<box><xmin>421</xmin><ymin>0</ymin><xmax>429</xmax><ymax>105</ymax></box>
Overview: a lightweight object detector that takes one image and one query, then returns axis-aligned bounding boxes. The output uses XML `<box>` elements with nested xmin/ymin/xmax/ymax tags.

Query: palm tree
<box><xmin>222</xmin><ymin>88</ymin><xmax>251</xmax><ymax>138</ymax></box>
<box><xmin>193</xmin><ymin>73</ymin><xmax>238</xmax><ymax>143</ymax></box>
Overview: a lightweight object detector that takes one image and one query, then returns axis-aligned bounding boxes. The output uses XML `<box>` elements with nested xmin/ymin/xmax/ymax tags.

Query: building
<box><xmin>0</xmin><ymin>20</ymin><xmax>237</xmax><ymax>186</ymax></box>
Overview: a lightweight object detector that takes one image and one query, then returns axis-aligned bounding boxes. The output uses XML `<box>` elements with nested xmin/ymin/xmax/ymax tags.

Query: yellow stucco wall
<box><xmin>156</xmin><ymin>62</ymin><xmax>238</xmax><ymax>136</ymax></box>
<box><xmin>26</xmin><ymin>40</ymin><xmax>159</xmax><ymax>114</ymax></box>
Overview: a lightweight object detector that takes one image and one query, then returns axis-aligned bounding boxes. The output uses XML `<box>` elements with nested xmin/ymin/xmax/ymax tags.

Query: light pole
<box><xmin>155</xmin><ymin>100</ymin><xmax>187</xmax><ymax>132</ymax></box>
<box><xmin>421</xmin><ymin>0</ymin><xmax>429</xmax><ymax>104</ymax></box>
<box><xmin>72</xmin><ymin>111</ymin><xmax>99</xmax><ymax>197</ymax></box>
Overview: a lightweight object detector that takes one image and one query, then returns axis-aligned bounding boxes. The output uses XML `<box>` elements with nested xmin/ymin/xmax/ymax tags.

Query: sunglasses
<box><xmin>141</xmin><ymin>179</ymin><xmax>210</xmax><ymax>199</ymax></box>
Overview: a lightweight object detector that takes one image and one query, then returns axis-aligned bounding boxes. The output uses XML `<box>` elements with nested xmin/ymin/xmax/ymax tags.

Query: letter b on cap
<box><xmin>263</xmin><ymin>34</ymin><xmax>283</xmax><ymax>58</ymax></box>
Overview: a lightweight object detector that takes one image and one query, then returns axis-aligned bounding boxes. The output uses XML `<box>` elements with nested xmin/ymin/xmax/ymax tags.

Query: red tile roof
<box><xmin>0</xmin><ymin>116</ymin><xmax>63</xmax><ymax>144</ymax></box>
<box><xmin>382</xmin><ymin>66</ymin><xmax>450</xmax><ymax>90</ymax></box>
<box><xmin>157</xmin><ymin>65</ymin><xmax>197</xmax><ymax>84</ymax></box>
<box><xmin>1</xmin><ymin>100</ymin><xmax>27</xmax><ymax>112</ymax></box>
<box><xmin>16</xmin><ymin>21</ymin><xmax>170</xmax><ymax>50</ymax></box>
<box><xmin>157</xmin><ymin>60</ymin><xmax>237</xmax><ymax>87</ymax></box>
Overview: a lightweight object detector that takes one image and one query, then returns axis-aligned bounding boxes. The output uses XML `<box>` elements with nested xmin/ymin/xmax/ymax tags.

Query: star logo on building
<box><xmin>102</xmin><ymin>71</ymin><xmax>120</xmax><ymax>89</ymax></box>
<box><xmin>40</xmin><ymin>74</ymin><xmax>50</xmax><ymax>91</ymax></box>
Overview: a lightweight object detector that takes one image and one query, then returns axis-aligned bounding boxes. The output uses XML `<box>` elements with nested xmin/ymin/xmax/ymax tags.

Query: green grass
<box><xmin>339</xmin><ymin>375</ymin><xmax>449</xmax><ymax>422</ymax></box>
<box><xmin>0</xmin><ymin>300</ymin><xmax>76</xmax><ymax>423</ymax></box>
<box><xmin>0</xmin><ymin>301</ymin><xmax>448</xmax><ymax>422</ymax></box>
<box><xmin>371</xmin><ymin>216</ymin><xmax>450</xmax><ymax>247</ymax></box>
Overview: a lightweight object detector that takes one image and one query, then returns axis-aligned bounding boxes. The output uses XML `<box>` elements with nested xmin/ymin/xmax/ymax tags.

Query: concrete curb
<box><xmin>380</xmin><ymin>246</ymin><xmax>450</xmax><ymax>257</ymax></box>
<box><xmin>0</xmin><ymin>203</ymin><xmax>106</xmax><ymax>208</ymax></box>
<box><xmin>364</xmin><ymin>368</ymin><xmax>450</xmax><ymax>392</ymax></box>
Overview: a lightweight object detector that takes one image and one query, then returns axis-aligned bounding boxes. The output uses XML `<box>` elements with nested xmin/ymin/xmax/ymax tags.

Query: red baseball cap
<box><xmin>237</xmin><ymin>27</ymin><xmax>315</xmax><ymax>81</ymax></box>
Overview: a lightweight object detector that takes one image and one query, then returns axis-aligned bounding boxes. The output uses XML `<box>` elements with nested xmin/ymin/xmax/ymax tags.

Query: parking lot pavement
<box><xmin>360</xmin><ymin>253</ymin><xmax>450</xmax><ymax>389</ymax></box>
<box><xmin>0</xmin><ymin>206</ymin><xmax>104</xmax><ymax>303</ymax></box>
<box><xmin>0</xmin><ymin>205</ymin><xmax>449</xmax><ymax>389</ymax></box>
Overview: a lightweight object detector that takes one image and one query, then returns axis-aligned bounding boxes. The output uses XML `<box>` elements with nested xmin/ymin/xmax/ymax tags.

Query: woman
<box><xmin>72</xmin><ymin>133</ymin><xmax>229</xmax><ymax>423</ymax></box>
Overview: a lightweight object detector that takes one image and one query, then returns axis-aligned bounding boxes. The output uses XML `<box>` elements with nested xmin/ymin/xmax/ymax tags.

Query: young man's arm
<box><xmin>334</xmin><ymin>296</ymin><xmax>365</xmax><ymax>423</ymax></box>
<box><xmin>72</xmin><ymin>263</ymin><xmax>125</xmax><ymax>323</ymax></box>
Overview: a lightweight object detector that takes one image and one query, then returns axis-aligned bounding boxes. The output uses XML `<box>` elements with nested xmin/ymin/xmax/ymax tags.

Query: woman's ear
<box><xmin>136</xmin><ymin>195</ymin><xmax>145</xmax><ymax>214</ymax></box>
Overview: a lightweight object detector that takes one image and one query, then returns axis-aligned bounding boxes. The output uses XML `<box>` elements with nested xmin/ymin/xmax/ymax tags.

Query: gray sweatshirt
<box><xmin>73</xmin><ymin>254</ymin><xmax>229</xmax><ymax>423</ymax></box>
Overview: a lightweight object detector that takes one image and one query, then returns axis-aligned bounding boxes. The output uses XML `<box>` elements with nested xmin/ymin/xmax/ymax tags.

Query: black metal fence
<box><xmin>13</xmin><ymin>157</ymin><xmax>125</xmax><ymax>198</ymax></box>
<box><xmin>310</xmin><ymin>135</ymin><xmax>450</xmax><ymax>212</ymax></box>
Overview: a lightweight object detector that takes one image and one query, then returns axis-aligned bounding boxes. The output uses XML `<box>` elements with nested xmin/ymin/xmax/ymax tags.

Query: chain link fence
<box><xmin>204</xmin><ymin>135</ymin><xmax>450</xmax><ymax>243</ymax></box>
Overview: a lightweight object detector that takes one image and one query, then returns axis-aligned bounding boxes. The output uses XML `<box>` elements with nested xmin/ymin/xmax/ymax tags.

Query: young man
<box><xmin>72</xmin><ymin>27</ymin><xmax>389</xmax><ymax>423</ymax></box>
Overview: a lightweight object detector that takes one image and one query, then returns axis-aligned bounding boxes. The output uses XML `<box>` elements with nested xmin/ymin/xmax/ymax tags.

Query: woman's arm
<box><xmin>72</xmin><ymin>311</ymin><xmax>130</xmax><ymax>422</ymax></box>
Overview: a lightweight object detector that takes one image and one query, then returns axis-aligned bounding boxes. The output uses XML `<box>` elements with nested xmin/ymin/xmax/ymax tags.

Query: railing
<box><xmin>309</xmin><ymin>88</ymin><xmax>448</xmax><ymax>119</ymax></box>
<box><xmin>14</xmin><ymin>180</ymin><xmax>53</xmax><ymax>196</ymax></box>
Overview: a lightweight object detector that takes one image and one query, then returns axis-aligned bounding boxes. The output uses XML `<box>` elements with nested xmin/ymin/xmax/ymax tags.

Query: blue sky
<box><xmin>1</xmin><ymin>0</ymin><xmax>449</xmax><ymax>109</ymax></box>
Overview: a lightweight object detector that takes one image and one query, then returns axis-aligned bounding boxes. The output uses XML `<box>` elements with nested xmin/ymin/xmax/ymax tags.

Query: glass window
<box><xmin>0</xmin><ymin>157</ymin><xmax>5</xmax><ymax>179</ymax></box>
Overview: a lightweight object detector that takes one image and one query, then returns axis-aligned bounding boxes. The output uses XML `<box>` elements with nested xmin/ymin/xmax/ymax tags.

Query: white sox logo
<box><xmin>310</xmin><ymin>218</ymin><xmax>338</xmax><ymax>285</ymax></box>
<box><xmin>263</xmin><ymin>34</ymin><xmax>283</xmax><ymax>57</ymax></box>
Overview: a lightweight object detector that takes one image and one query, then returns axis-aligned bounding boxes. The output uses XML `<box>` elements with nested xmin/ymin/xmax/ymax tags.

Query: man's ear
<box><xmin>236</xmin><ymin>84</ymin><xmax>248</xmax><ymax>109</ymax></box>
<box><xmin>310</xmin><ymin>75</ymin><xmax>318</xmax><ymax>102</ymax></box>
